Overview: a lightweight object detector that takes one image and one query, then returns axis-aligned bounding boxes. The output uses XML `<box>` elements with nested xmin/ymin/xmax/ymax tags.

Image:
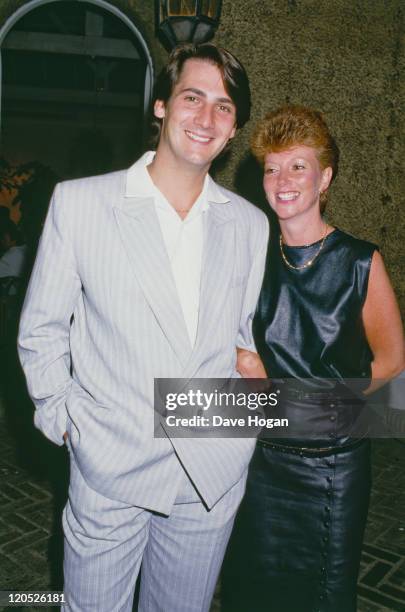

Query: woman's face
<box><xmin>263</xmin><ymin>145</ymin><xmax>332</xmax><ymax>223</ymax></box>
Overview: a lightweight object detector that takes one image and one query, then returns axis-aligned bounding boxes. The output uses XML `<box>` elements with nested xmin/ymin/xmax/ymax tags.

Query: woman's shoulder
<box><xmin>332</xmin><ymin>227</ymin><xmax>379</xmax><ymax>257</ymax></box>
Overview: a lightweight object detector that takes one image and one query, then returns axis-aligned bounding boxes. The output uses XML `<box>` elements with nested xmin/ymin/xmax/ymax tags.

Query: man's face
<box><xmin>154</xmin><ymin>59</ymin><xmax>237</xmax><ymax>173</ymax></box>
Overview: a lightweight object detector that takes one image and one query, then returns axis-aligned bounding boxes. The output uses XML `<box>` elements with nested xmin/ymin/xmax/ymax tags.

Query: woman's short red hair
<box><xmin>251</xmin><ymin>105</ymin><xmax>339</xmax><ymax>211</ymax></box>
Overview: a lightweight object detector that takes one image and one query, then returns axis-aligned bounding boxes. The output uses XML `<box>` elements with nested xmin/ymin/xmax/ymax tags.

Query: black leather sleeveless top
<box><xmin>253</xmin><ymin>228</ymin><xmax>378</xmax><ymax>388</ymax></box>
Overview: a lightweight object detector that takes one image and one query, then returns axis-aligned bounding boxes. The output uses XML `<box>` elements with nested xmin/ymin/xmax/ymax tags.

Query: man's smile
<box><xmin>184</xmin><ymin>130</ymin><xmax>213</xmax><ymax>143</ymax></box>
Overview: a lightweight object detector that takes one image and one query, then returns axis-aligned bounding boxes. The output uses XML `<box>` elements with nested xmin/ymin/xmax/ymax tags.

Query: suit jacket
<box><xmin>18</xmin><ymin>157</ymin><xmax>269</xmax><ymax>514</ymax></box>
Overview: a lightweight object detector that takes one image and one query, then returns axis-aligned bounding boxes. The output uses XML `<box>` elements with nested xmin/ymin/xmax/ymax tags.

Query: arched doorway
<box><xmin>0</xmin><ymin>0</ymin><xmax>153</xmax><ymax>179</ymax></box>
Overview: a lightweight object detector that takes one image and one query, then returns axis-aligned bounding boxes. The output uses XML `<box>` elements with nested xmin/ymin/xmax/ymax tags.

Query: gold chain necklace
<box><xmin>279</xmin><ymin>225</ymin><xmax>329</xmax><ymax>270</ymax></box>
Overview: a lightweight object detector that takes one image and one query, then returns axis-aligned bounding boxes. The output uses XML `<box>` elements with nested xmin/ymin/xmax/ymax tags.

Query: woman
<box><xmin>223</xmin><ymin>106</ymin><xmax>405</xmax><ymax>612</ymax></box>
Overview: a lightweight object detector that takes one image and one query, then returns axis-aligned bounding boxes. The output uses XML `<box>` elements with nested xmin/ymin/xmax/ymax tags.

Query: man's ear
<box><xmin>154</xmin><ymin>99</ymin><xmax>166</xmax><ymax>119</ymax></box>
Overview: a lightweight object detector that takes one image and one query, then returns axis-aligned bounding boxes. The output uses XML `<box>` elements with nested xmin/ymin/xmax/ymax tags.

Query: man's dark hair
<box><xmin>150</xmin><ymin>42</ymin><xmax>251</xmax><ymax>146</ymax></box>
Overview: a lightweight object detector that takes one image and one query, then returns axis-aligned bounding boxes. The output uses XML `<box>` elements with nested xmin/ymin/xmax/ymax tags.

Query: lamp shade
<box><xmin>156</xmin><ymin>0</ymin><xmax>223</xmax><ymax>49</ymax></box>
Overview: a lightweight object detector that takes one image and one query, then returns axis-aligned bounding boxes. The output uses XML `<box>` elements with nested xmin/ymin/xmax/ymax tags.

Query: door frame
<box><xmin>0</xmin><ymin>0</ymin><xmax>154</xmax><ymax>135</ymax></box>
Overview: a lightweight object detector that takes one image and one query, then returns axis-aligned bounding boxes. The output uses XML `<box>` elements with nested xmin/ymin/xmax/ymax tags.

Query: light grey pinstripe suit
<box><xmin>18</xmin><ymin>155</ymin><xmax>269</xmax><ymax>611</ymax></box>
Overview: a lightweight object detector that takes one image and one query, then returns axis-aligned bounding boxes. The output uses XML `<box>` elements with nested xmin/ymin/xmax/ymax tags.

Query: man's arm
<box><xmin>18</xmin><ymin>183</ymin><xmax>81</xmax><ymax>445</ymax></box>
<box><xmin>236</xmin><ymin>212</ymin><xmax>269</xmax><ymax>354</ymax></box>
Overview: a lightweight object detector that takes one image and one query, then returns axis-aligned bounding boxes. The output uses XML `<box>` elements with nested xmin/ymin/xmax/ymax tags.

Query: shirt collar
<box><xmin>205</xmin><ymin>173</ymin><xmax>230</xmax><ymax>205</ymax></box>
<box><xmin>125</xmin><ymin>151</ymin><xmax>230</xmax><ymax>206</ymax></box>
<box><xmin>125</xmin><ymin>151</ymin><xmax>157</xmax><ymax>198</ymax></box>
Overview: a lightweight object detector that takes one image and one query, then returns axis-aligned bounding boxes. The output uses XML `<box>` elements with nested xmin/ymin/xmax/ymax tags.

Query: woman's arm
<box><xmin>362</xmin><ymin>250</ymin><xmax>405</xmax><ymax>394</ymax></box>
<box><xmin>236</xmin><ymin>348</ymin><xmax>267</xmax><ymax>378</ymax></box>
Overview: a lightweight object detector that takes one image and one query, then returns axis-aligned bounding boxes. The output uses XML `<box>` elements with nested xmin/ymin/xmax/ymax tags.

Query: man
<box><xmin>18</xmin><ymin>43</ymin><xmax>269</xmax><ymax>612</ymax></box>
<box><xmin>0</xmin><ymin>219</ymin><xmax>27</xmax><ymax>280</ymax></box>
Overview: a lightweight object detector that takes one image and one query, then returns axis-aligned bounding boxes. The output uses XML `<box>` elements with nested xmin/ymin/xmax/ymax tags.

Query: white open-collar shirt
<box><xmin>126</xmin><ymin>151</ymin><xmax>229</xmax><ymax>347</ymax></box>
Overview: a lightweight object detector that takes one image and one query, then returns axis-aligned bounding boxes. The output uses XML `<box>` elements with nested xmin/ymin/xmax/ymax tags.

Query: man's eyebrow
<box><xmin>177</xmin><ymin>87</ymin><xmax>234</xmax><ymax>105</ymax></box>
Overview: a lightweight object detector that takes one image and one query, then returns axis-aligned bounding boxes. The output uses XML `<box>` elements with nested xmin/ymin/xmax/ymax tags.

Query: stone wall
<box><xmin>214</xmin><ymin>1</ymin><xmax>405</xmax><ymax>312</ymax></box>
<box><xmin>1</xmin><ymin>0</ymin><xmax>404</xmax><ymax>312</ymax></box>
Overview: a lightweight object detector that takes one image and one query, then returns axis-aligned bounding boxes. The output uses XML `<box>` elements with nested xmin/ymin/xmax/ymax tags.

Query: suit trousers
<box><xmin>62</xmin><ymin>449</ymin><xmax>246</xmax><ymax>612</ymax></box>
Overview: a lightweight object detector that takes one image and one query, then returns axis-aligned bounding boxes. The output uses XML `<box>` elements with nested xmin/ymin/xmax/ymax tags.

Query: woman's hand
<box><xmin>236</xmin><ymin>348</ymin><xmax>267</xmax><ymax>378</ymax></box>
<box><xmin>362</xmin><ymin>251</ymin><xmax>405</xmax><ymax>394</ymax></box>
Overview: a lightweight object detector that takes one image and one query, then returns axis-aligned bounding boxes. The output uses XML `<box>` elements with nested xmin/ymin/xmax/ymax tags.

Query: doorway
<box><xmin>0</xmin><ymin>0</ymin><xmax>153</xmax><ymax>179</ymax></box>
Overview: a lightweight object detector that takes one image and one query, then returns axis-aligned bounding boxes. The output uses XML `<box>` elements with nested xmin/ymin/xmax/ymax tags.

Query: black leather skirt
<box><xmin>222</xmin><ymin>437</ymin><xmax>371</xmax><ymax>612</ymax></box>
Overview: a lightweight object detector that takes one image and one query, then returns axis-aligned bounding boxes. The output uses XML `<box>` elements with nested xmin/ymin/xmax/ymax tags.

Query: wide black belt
<box><xmin>257</xmin><ymin>437</ymin><xmax>367</xmax><ymax>458</ymax></box>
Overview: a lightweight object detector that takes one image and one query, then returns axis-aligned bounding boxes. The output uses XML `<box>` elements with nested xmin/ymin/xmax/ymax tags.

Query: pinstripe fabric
<box><xmin>63</xmin><ymin>450</ymin><xmax>149</xmax><ymax>611</ymax></box>
<box><xmin>18</xmin><ymin>156</ymin><xmax>269</xmax><ymax>515</ymax></box>
<box><xmin>63</xmin><ymin>450</ymin><xmax>246</xmax><ymax>612</ymax></box>
<box><xmin>137</xmin><ymin>473</ymin><xmax>246</xmax><ymax>612</ymax></box>
<box><xmin>19</xmin><ymin>156</ymin><xmax>268</xmax><ymax>610</ymax></box>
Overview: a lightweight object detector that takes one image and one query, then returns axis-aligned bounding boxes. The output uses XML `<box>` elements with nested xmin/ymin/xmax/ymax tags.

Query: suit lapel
<box><xmin>184</xmin><ymin>202</ymin><xmax>235</xmax><ymax>378</ymax></box>
<box><xmin>114</xmin><ymin>195</ymin><xmax>192</xmax><ymax>367</ymax></box>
